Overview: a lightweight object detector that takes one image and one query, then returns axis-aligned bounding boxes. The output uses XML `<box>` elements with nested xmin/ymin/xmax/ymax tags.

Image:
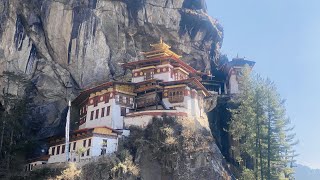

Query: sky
<box><xmin>207</xmin><ymin>0</ymin><xmax>320</xmax><ymax>169</ymax></box>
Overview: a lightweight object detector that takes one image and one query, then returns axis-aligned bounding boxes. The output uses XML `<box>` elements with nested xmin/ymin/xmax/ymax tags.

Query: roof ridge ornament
<box><xmin>143</xmin><ymin>38</ymin><xmax>181</xmax><ymax>59</ymax></box>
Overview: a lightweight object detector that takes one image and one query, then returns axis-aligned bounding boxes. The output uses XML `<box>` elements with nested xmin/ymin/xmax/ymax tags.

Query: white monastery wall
<box><xmin>25</xmin><ymin>161</ymin><xmax>47</xmax><ymax>171</ymax></box>
<box><xmin>91</xmin><ymin>136</ymin><xmax>118</xmax><ymax>156</ymax></box>
<box><xmin>229</xmin><ymin>73</ymin><xmax>239</xmax><ymax>94</ymax></box>
<box><xmin>124</xmin><ymin>115</ymin><xmax>154</xmax><ymax>128</ymax></box>
<box><xmin>84</xmin><ymin>99</ymin><xmax>114</xmax><ymax>129</ymax></box>
<box><xmin>111</xmin><ymin>102</ymin><xmax>128</xmax><ymax>130</ymax></box>
<box><xmin>47</xmin><ymin>135</ymin><xmax>118</xmax><ymax>164</ymax></box>
<box><xmin>132</xmin><ymin>76</ymin><xmax>145</xmax><ymax>83</ymax></box>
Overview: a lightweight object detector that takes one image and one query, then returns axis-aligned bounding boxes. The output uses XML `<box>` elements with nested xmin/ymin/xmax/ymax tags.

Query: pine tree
<box><xmin>229</xmin><ymin>68</ymin><xmax>298</xmax><ymax>180</ymax></box>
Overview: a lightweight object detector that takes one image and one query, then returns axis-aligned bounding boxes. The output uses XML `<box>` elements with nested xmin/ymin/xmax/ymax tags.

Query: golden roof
<box><xmin>141</xmin><ymin>38</ymin><xmax>182</xmax><ymax>59</ymax></box>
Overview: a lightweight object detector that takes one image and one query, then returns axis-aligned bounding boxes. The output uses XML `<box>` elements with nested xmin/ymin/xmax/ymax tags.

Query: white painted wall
<box><xmin>25</xmin><ymin>161</ymin><xmax>47</xmax><ymax>171</ymax></box>
<box><xmin>229</xmin><ymin>74</ymin><xmax>239</xmax><ymax>94</ymax></box>
<box><xmin>124</xmin><ymin>115</ymin><xmax>154</xmax><ymax>128</ymax></box>
<box><xmin>132</xmin><ymin>76</ymin><xmax>145</xmax><ymax>83</ymax></box>
<box><xmin>48</xmin><ymin>137</ymin><xmax>91</xmax><ymax>164</ymax></box>
<box><xmin>84</xmin><ymin>99</ymin><xmax>113</xmax><ymax>129</ymax></box>
<box><xmin>132</xmin><ymin>64</ymin><xmax>175</xmax><ymax>83</ymax></box>
<box><xmin>82</xmin><ymin>99</ymin><xmax>125</xmax><ymax>130</ymax></box>
<box><xmin>47</xmin><ymin>135</ymin><xmax>118</xmax><ymax>164</ymax></box>
<box><xmin>154</xmin><ymin>72</ymin><xmax>173</xmax><ymax>82</ymax></box>
<box><xmin>91</xmin><ymin>136</ymin><xmax>118</xmax><ymax>156</ymax></box>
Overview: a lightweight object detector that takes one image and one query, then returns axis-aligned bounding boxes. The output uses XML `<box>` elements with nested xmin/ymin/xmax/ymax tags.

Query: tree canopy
<box><xmin>229</xmin><ymin>66</ymin><xmax>298</xmax><ymax>180</ymax></box>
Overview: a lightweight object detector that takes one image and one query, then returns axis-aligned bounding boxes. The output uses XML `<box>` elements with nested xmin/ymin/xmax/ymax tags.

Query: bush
<box><xmin>240</xmin><ymin>168</ymin><xmax>255</xmax><ymax>180</ymax></box>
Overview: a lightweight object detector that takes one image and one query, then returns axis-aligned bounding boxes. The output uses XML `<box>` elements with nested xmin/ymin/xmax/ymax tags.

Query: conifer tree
<box><xmin>229</xmin><ymin>67</ymin><xmax>298</xmax><ymax>180</ymax></box>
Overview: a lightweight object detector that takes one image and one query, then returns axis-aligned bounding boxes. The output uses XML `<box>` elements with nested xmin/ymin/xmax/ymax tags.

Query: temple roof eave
<box><xmin>160</xmin><ymin>78</ymin><xmax>210</xmax><ymax>96</ymax></box>
<box><xmin>72</xmin><ymin>82</ymin><xmax>135</xmax><ymax>105</ymax></box>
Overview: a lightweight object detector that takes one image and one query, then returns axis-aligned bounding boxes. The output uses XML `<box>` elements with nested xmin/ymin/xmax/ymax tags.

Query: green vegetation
<box><xmin>229</xmin><ymin>66</ymin><xmax>298</xmax><ymax>180</ymax></box>
<box><xmin>0</xmin><ymin>71</ymin><xmax>34</xmax><ymax>178</ymax></box>
<box><xmin>55</xmin><ymin>163</ymin><xmax>81</xmax><ymax>180</ymax></box>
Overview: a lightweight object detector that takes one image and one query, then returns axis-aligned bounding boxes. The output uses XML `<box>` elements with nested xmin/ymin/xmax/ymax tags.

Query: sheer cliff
<box><xmin>0</xmin><ymin>0</ymin><xmax>233</xmax><ymax>179</ymax></box>
<box><xmin>0</xmin><ymin>0</ymin><xmax>223</xmax><ymax>137</ymax></box>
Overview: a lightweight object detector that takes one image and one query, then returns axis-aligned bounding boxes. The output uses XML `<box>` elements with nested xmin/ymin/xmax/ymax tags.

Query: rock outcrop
<box><xmin>0</xmin><ymin>0</ymin><xmax>223</xmax><ymax>137</ymax></box>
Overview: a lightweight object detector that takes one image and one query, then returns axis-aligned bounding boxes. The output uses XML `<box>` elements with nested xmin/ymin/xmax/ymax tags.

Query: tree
<box><xmin>229</xmin><ymin>67</ymin><xmax>298</xmax><ymax>180</ymax></box>
<box><xmin>55</xmin><ymin>163</ymin><xmax>81</xmax><ymax>180</ymax></box>
<box><xmin>75</xmin><ymin>147</ymin><xmax>87</xmax><ymax>162</ymax></box>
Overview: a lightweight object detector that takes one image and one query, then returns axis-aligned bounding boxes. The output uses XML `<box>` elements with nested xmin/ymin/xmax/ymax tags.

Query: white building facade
<box><xmin>47</xmin><ymin>127</ymin><xmax>119</xmax><ymax>164</ymax></box>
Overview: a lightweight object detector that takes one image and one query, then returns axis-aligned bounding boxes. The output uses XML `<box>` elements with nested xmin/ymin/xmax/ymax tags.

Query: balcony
<box><xmin>168</xmin><ymin>96</ymin><xmax>184</xmax><ymax>103</ymax></box>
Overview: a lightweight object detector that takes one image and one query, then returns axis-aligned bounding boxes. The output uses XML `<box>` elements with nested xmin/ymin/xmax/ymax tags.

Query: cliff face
<box><xmin>0</xmin><ymin>0</ymin><xmax>223</xmax><ymax>137</ymax></box>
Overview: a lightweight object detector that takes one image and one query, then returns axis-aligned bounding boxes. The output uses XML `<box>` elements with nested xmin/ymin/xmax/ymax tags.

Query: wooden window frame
<box><xmin>95</xmin><ymin>109</ymin><xmax>99</xmax><ymax>119</ymax></box>
<box><xmin>90</xmin><ymin>111</ymin><xmax>94</xmax><ymax>120</ymax></box>
<box><xmin>106</xmin><ymin>106</ymin><xmax>111</xmax><ymax>116</ymax></box>
<box><xmin>83</xmin><ymin>139</ymin><xmax>87</xmax><ymax>147</ymax></box>
<box><xmin>57</xmin><ymin>146</ymin><xmax>60</xmax><ymax>155</ymax></box>
<box><xmin>101</xmin><ymin>107</ymin><xmax>105</xmax><ymax>117</ymax></box>
<box><xmin>121</xmin><ymin>107</ymin><xmax>126</xmax><ymax>117</ymax></box>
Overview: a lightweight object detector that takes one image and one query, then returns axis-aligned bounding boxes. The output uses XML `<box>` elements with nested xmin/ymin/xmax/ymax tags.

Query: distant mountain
<box><xmin>294</xmin><ymin>164</ymin><xmax>320</xmax><ymax>180</ymax></box>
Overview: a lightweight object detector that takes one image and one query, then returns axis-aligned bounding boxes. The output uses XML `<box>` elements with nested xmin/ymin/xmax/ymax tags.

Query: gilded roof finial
<box><xmin>142</xmin><ymin>38</ymin><xmax>182</xmax><ymax>59</ymax></box>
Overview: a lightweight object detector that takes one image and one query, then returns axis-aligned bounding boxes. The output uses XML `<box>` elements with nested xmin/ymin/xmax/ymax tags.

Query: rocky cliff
<box><xmin>0</xmin><ymin>0</ymin><xmax>223</xmax><ymax>137</ymax></box>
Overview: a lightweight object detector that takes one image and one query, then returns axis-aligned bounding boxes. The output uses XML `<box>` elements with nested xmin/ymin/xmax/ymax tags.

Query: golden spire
<box><xmin>142</xmin><ymin>38</ymin><xmax>181</xmax><ymax>59</ymax></box>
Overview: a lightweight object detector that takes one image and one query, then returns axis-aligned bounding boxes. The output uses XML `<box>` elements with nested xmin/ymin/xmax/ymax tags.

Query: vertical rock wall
<box><xmin>0</xmin><ymin>0</ymin><xmax>223</xmax><ymax>137</ymax></box>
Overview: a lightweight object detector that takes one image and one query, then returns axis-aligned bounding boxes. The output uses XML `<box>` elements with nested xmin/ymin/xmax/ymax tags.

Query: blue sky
<box><xmin>207</xmin><ymin>0</ymin><xmax>320</xmax><ymax>169</ymax></box>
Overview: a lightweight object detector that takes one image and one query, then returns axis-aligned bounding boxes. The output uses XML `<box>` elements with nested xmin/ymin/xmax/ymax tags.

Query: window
<box><xmin>101</xmin><ymin>148</ymin><xmax>106</xmax><ymax>155</ymax></box>
<box><xmin>73</xmin><ymin>142</ymin><xmax>76</xmax><ymax>150</ymax></box>
<box><xmin>83</xmin><ymin>139</ymin><xmax>87</xmax><ymax>147</ymax></box>
<box><xmin>57</xmin><ymin>146</ymin><xmax>60</xmax><ymax>155</ymax></box>
<box><xmin>90</xmin><ymin>111</ymin><xmax>94</xmax><ymax>120</ymax></box>
<box><xmin>88</xmin><ymin>139</ymin><xmax>92</xmax><ymax>147</ymax></box>
<box><xmin>121</xmin><ymin>107</ymin><xmax>126</xmax><ymax>116</ymax></box>
<box><xmin>168</xmin><ymin>90</ymin><xmax>184</xmax><ymax>103</ymax></box>
<box><xmin>81</xmin><ymin>152</ymin><xmax>84</xmax><ymax>157</ymax></box>
<box><xmin>102</xmin><ymin>139</ymin><xmax>107</xmax><ymax>147</ymax></box>
<box><xmin>51</xmin><ymin>147</ymin><xmax>55</xmax><ymax>155</ymax></box>
<box><xmin>119</xmin><ymin>96</ymin><xmax>123</xmax><ymax>103</ymax></box>
<box><xmin>101</xmin><ymin>108</ymin><xmax>105</xmax><ymax>117</ymax></box>
<box><xmin>86</xmin><ymin>149</ymin><xmax>90</xmax><ymax>156</ymax></box>
<box><xmin>69</xmin><ymin>143</ymin><xmax>71</xmax><ymax>152</ymax></box>
<box><xmin>62</xmin><ymin>145</ymin><xmax>65</xmax><ymax>154</ymax></box>
<box><xmin>130</xmin><ymin>98</ymin><xmax>133</xmax><ymax>105</ymax></box>
<box><xmin>144</xmin><ymin>71</ymin><xmax>154</xmax><ymax>80</ymax></box>
<box><xmin>106</xmin><ymin>106</ymin><xmax>110</xmax><ymax>116</ymax></box>
<box><xmin>95</xmin><ymin>109</ymin><xmax>99</xmax><ymax>119</ymax></box>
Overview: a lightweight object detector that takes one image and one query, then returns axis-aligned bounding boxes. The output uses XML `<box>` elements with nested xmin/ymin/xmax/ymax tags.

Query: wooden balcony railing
<box><xmin>168</xmin><ymin>96</ymin><xmax>184</xmax><ymax>103</ymax></box>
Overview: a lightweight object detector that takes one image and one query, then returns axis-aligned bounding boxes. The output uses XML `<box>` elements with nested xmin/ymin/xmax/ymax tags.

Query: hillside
<box><xmin>295</xmin><ymin>164</ymin><xmax>320</xmax><ymax>180</ymax></box>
